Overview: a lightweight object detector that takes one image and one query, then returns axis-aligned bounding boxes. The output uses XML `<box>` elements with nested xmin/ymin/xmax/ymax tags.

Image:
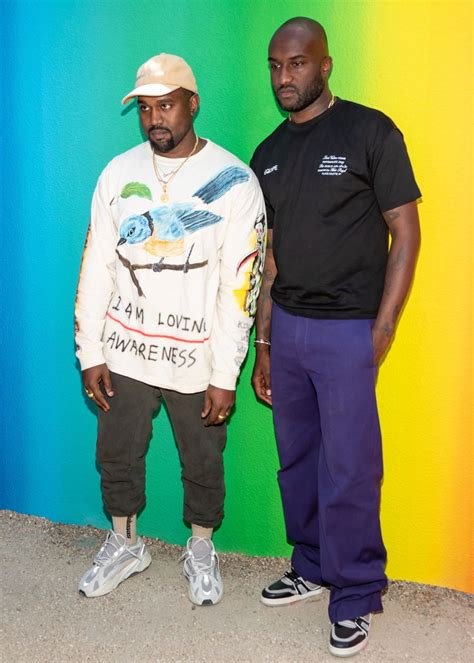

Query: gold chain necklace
<box><xmin>151</xmin><ymin>135</ymin><xmax>199</xmax><ymax>203</ymax></box>
<box><xmin>289</xmin><ymin>94</ymin><xmax>335</xmax><ymax>122</ymax></box>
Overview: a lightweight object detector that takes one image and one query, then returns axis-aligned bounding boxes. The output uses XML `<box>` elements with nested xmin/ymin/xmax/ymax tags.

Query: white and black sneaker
<box><xmin>329</xmin><ymin>614</ymin><xmax>371</xmax><ymax>657</ymax></box>
<box><xmin>261</xmin><ymin>568</ymin><xmax>323</xmax><ymax>606</ymax></box>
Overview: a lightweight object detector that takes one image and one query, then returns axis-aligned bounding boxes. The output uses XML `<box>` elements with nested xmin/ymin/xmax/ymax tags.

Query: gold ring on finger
<box><xmin>86</xmin><ymin>391</ymin><xmax>94</xmax><ymax>398</ymax></box>
<box><xmin>217</xmin><ymin>414</ymin><xmax>226</xmax><ymax>420</ymax></box>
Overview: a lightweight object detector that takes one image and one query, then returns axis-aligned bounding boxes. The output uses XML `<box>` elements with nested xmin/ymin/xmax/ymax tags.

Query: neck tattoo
<box><xmin>151</xmin><ymin>135</ymin><xmax>199</xmax><ymax>203</ymax></box>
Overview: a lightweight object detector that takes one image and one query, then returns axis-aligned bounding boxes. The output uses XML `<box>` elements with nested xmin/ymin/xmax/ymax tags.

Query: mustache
<box><xmin>277</xmin><ymin>85</ymin><xmax>297</xmax><ymax>93</ymax></box>
<box><xmin>148</xmin><ymin>125</ymin><xmax>172</xmax><ymax>135</ymax></box>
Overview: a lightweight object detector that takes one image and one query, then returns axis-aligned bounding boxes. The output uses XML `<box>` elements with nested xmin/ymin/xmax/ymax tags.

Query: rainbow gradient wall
<box><xmin>1</xmin><ymin>0</ymin><xmax>472</xmax><ymax>594</ymax></box>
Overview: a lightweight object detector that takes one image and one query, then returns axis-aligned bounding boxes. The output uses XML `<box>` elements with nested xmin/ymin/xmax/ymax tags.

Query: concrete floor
<box><xmin>1</xmin><ymin>511</ymin><xmax>472</xmax><ymax>662</ymax></box>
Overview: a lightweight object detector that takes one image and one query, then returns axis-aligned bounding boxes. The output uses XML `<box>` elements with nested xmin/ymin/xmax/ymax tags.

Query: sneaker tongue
<box><xmin>338</xmin><ymin>615</ymin><xmax>370</xmax><ymax>629</ymax></box>
<box><xmin>95</xmin><ymin>531</ymin><xmax>127</xmax><ymax>565</ymax></box>
<box><xmin>338</xmin><ymin>619</ymin><xmax>356</xmax><ymax>628</ymax></box>
<box><xmin>103</xmin><ymin>531</ymin><xmax>126</xmax><ymax>555</ymax></box>
<box><xmin>190</xmin><ymin>537</ymin><xmax>213</xmax><ymax>564</ymax></box>
<box><xmin>109</xmin><ymin>530</ymin><xmax>126</xmax><ymax>545</ymax></box>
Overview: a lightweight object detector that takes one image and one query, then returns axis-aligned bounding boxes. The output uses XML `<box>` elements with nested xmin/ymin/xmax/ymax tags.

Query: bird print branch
<box><xmin>116</xmin><ymin>244</ymin><xmax>207</xmax><ymax>297</ymax></box>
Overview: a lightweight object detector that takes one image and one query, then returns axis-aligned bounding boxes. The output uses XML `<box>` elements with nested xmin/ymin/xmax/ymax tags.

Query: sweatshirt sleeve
<box><xmin>209</xmin><ymin>173</ymin><xmax>266</xmax><ymax>390</ymax></box>
<box><xmin>74</xmin><ymin>164</ymin><xmax>118</xmax><ymax>370</ymax></box>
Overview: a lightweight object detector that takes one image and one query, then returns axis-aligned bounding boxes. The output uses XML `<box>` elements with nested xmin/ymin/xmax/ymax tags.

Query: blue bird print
<box><xmin>193</xmin><ymin>166</ymin><xmax>249</xmax><ymax>204</ymax></box>
<box><xmin>118</xmin><ymin>204</ymin><xmax>222</xmax><ymax>257</ymax></box>
<box><xmin>117</xmin><ymin>166</ymin><xmax>248</xmax><ymax>258</ymax></box>
<box><xmin>118</xmin><ymin>215</ymin><xmax>153</xmax><ymax>245</ymax></box>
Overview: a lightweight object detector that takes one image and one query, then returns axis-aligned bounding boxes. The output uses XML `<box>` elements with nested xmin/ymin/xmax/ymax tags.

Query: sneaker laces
<box><xmin>283</xmin><ymin>569</ymin><xmax>301</xmax><ymax>584</ymax></box>
<box><xmin>179</xmin><ymin>537</ymin><xmax>219</xmax><ymax>577</ymax></box>
<box><xmin>336</xmin><ymin>615</ymin><xmax>371</xmax><ymax>632</ymax></box>
<box><xmin>94</xmin><ymin>530</ymin><xmax>140</xmax><ymax>567</ymax></box>
<box><xmin>338</xmin><ymin>619</ymin><xmax>358</xmax><ymax>628</ymax></box>
<box><xmin>283</xmin><ymin>568</ymin><xmax>318</xmax><ymax>590</ymax></box>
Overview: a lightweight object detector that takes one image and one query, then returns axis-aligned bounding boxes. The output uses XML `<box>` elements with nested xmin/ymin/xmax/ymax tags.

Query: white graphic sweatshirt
<box><xmin>75</xmin><ymin>140</ymin><xmax>266</xmax><ymax>393</ymax></box>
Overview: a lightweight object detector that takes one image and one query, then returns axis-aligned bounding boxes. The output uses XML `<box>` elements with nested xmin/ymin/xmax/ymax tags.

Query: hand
<box><xmin>251</xmin><ymin>347</ymin><xmax>272</xmax><ymax>405</ymax></box>
<box><xmin>82</xmin><ymin>364</ymin><xmax>114</xmax><ymax>412</ymax></box>
<box><xmin>201</xmin><ymin>384</ymin><xmax>235</xmax><ymax>426</ymax></box>
<box><xmin>371</xmin><ymin>322</ymin><xmax>394</xmax><ymax>365</ymax></box>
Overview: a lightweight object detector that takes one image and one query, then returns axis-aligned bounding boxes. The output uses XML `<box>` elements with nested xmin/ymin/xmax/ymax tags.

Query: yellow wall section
<box><xmin>360</xmin><ymin>1</ymin><xmax>473</xmax><ymax>592</ymax></box>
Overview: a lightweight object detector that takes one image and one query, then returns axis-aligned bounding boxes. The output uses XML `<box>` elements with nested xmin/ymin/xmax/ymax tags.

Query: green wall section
<box><xmin>2</xmin><ymin>0</ymin><xmax>366</xmax><ymax>556</ymax></box>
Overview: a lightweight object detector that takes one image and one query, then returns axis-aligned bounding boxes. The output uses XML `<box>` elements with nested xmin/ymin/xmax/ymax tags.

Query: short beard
<box><xmin>277</xmin><ymin>73</ymin><xmax>325</xmax><ymax>113</ymax></box>
<box><xmin>149</xmin><ymin>135</ymin><xmax>176</xmax><ymax>154</ymax></box>
<box><xmin>148</xmin><ymin>118</ymin><xmax>193</xmax><ymax>154</ymax></box>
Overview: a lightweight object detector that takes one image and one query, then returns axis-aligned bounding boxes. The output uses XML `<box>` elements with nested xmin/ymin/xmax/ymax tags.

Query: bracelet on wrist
<box><xmin>254</xmin><ymin>338</ymin><xmax>271</xmax><ymax>347</ymax></box>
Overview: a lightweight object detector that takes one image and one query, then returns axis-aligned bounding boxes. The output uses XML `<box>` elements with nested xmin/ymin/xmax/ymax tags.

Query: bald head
<box><xmin>271</xmin><ymin>17</ymin><xmax>328</xmax><ymax>53</ymax></box>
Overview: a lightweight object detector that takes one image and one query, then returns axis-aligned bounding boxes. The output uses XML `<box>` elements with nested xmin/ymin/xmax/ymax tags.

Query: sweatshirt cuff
<box><xmin>209</xmin><ymin>370</ymin><xmax>237</xmax><ymax>391</ymax></box>
<box><xmin>76</xmin><ymin>349</ymin><xmax>106</xmax><ymax>372</ymax></box>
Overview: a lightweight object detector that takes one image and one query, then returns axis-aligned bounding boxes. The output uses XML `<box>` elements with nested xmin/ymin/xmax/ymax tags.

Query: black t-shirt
<box><xmin>250</xmin><ymin>99</ymin><xmax>421</xmax><ymax>318</ymax></box>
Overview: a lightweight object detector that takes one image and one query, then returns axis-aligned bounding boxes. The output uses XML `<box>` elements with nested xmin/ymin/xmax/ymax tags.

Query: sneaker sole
<box><xmin>328</xmin><ymin>637</ymin><xmax>368</xmax><ymax>658</ymax></box>
<box><xmin>260</xmin><ymin>586</ymin><xmax>323</xmax><ymax>607</ymax></box>
<box><xmin>79</xmin><ymin>550</ymin><xmax>152</xmax><ymax>598</ymax></box>
<box><xmin>186</xmin><ymin>584</ymin><xmax>224</xmax><ymax>607</ymax></box>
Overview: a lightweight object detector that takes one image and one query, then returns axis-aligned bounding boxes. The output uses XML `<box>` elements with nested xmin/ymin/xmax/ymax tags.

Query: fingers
<box><xmin>262</xmin><ymin>365</ymin><xmax>272</xmax><ymax>403</ymax></box>
<box><xmin>202</xmin><ymin>385</ymin><xmax>234</xmax><ymax>426</ymax></box>
<box><xmin>203</xmin><ymin>399</ymin><xmax>230</xmax><ymax>426</ymax></box>
<box><xmin>208</xmin><ymin>410</ymin><xmax>230</xmax><ymax>426</ymax></box>
<box><xmin>371</xmin><ymin>328</ymin><xmax>391</xmax><ymax>366</ymax></box>
<box><xmin>252</xmin><ymin>370</ymin><xmax>272</xmax><ymax>405</ymax></box>
<box><xmin>102</xmin><ymin>367</ymin><xmax>114</xmax><ymax>398</ymax></box>
<box><xmin>203</xmin><ymin>400</ymin><xmax>222</xmax><ymax>427</ymax></box>
<box><xmin>82</xmin><ymin>364</ymin><xmax>113</xmax><ymax>413</ymax></box>
<box><xmin>251</xmin><ymin>351</ymin><xmax>272</xmax><ymax>405</ymax></box>
<box><xmin>259</xmin><ymin>374</ymin><xmax>273</xmax><ymax>405</ymax></box>
<box><xmin>101</xmin><ymin>367</ymin><xmax>115</xmax><ymax>398</ymax></box>
<box><xmin>84</xmin><ymin>380</ymin><xmax>110</xmax><ymax>412</ymax></box>
<box><xmin>201</xmin><ymin>392</ymin><xmax>212</xmax><ymax>420</ymax></box>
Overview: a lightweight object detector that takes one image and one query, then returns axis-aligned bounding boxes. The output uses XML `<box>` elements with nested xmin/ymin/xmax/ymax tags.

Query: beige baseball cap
<box><xmin>121</xmin><ymin>53</ymin><xmax>198</xmax><ymax>105</ymax></box>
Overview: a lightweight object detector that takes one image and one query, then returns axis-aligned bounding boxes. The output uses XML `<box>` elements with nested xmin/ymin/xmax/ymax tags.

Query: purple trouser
<box><xmin>270</xmin><ymin>304</ymin><xmax>387</xmax><ymax>623</ymax></box>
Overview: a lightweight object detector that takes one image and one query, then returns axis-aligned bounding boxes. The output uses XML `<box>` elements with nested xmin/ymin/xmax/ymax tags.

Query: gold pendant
<box><xmin>161</xmin><ymin>192</ymin><xmax>169</xmax><ymax>203</ymax></box>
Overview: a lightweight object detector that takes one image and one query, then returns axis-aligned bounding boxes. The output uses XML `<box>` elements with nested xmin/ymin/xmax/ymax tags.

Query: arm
<box><xmin>372</xmin><ymin>201</ymin><xmax>420</xmax><ymax>364</ymax></box>
<box><xmin>251</xmin><ymin>229</ymin><xmax>277</xmax><ymax>405</ymax></box>
<box><xmin>202</xmin><ymin>177</ymin><xmax>266</xmax><ymax>425</ymax></box>
<box><xmin>75</xmin><ymin>167</ymin><xmax>118</xmax><ymax>411</ymax></box>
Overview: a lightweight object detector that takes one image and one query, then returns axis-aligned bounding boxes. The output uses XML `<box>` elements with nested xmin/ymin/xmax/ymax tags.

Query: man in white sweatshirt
<box><xmin>75</xmin><ymin>53</ymin><xmax>265</xmax><ymax>605</ymax></box>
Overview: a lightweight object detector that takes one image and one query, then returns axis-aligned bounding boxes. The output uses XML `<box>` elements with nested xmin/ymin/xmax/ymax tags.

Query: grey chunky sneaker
<box><xmin>181</xmin><ymin>537</ymin><xmax>223</xmax><ymax>606</ymax></box>
<box><xmin>78</xmin><ymin>530</ymin><xmax>151</xmax><ymax>597</ymax></box>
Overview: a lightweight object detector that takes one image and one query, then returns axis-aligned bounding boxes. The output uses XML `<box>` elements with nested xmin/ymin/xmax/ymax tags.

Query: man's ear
<box><xmin>322</xmin><ymin>56</ymin><xmax>333</xmax><ymax>79</ymax></box>
<box><xmin>190</xmin><ymin>93</ymin><xmax>200</xmax><ymax>116</ymax></box>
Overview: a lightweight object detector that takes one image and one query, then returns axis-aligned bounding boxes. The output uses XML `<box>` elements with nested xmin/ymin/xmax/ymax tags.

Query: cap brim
<box><xmin>121</xmin><ymin>83</ymin><xmax>180</xmax><ymax>105</ymax></box>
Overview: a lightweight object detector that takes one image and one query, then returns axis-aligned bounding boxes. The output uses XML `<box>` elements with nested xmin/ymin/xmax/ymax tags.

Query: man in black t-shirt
<box><xmin>251</xmin><ymin>18</ymin><xmax>421</xmax><ymax>658</ymax></box>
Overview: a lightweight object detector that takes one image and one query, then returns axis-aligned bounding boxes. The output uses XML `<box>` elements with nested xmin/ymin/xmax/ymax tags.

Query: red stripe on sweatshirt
<box><xmin>106</xmin><ymin>312</ymin><xmax>209</xmax><ymax>344</ymax></box>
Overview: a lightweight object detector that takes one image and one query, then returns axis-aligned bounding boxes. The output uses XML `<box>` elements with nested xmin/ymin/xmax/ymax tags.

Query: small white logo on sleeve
<box><xmin>263</xmin><ymin>164</ymin><xmax>278</xmax><ymax>176</ymax></box>
<box><xmin>317</xmin><ymin>155</ymin><xmax>347</xmax><ymax>176</ymax></box>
